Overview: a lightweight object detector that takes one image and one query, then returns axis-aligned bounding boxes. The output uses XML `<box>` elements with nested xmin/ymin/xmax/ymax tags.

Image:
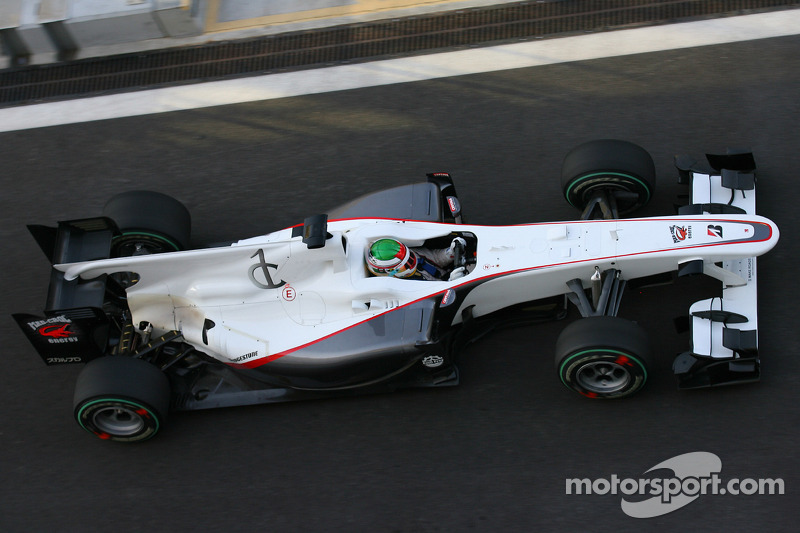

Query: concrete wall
<box><xmin>1</xmin><ymin>0</ymin><xmax>203</xmax><ymax>66</ymax></box>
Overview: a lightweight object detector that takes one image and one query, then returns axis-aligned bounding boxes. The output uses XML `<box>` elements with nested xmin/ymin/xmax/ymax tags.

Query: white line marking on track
<box><xmin>1</xmin><ymin>9</ymin><xmax>798</xmax><ymax>132</ymax></box>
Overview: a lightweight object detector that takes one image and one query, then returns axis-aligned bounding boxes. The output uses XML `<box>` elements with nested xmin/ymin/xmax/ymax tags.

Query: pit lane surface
<box><xmin>1</xmin><ymin>35</ymin><xmax>798</xmax><ymax>532</ymax></box>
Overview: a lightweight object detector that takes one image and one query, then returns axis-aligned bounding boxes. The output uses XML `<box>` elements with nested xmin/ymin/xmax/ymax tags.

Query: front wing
<box><xmin>672</xmin><ymin>151</ymin><xmax>766</xmax><ymax>387</ymax></box>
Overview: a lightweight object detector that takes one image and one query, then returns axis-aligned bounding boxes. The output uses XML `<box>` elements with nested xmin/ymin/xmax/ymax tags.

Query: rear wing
<box><xmin>672</xmin><ymin>151</ymin><xmax>766</xmax><ymax>388</ymax></box>
<box><xmin>12</xmin><ymin>217</ymin><xmax>116</xmax><ymax>365</ymax></box>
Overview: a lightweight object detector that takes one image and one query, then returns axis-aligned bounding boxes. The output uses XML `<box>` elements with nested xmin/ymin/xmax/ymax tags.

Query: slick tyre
<box><xmin>555</xmin><ymin>316</ymin><xmax>651</xmax><ymax>399</ymax></box>
<box><xmin>74</xmin><ymin>356</ymin><xmax>170</xmax><ymax>442</ymax></box>
<box><xmin>561</xmin><ymin>139</ymin><xmax>656</xmax><ymax>216</ymax></box>
<box><xmin>103</xmin><ymin>190</ymin><xmax>191</xmax><ymax>256</ymax></box>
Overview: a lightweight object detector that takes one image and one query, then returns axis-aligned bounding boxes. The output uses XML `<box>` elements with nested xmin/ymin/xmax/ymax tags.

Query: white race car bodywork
<box><xmin>14</xmin><ymin>142</ymin><xmax>782</xmax><ymax>443</ymax></box>
<box><xmin>57</xmin><ymin>208</ymin><xmax>777</xmax><ymax>370</ymax></box>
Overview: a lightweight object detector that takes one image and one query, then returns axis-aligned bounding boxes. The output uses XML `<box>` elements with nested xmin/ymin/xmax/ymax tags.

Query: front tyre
<box><xmin>74</xmin><ymin>356</ymin><xmax>170</xmax><ymax>442</ymax></box>
<box><xmin>555</xmin><ymin>316</ymin><xmax>650</xmax><ymax>399</ymax></box>
<box><xmin>561</xmin><ymin>139</ymin><xmax>656</xmax><ymax>216</ymax></box>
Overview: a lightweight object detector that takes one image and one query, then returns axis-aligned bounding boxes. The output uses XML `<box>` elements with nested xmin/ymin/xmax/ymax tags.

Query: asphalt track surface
<box><xmin>1</xmin><ymin>34</ymin><xmax>798</xmax><ymax>532</ymax></box>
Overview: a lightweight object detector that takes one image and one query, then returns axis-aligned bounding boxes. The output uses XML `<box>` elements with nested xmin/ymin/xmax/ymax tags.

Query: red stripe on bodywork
<box><xmin>237</xmin><ymin>218</ymin><xmax>773</xmax><ymax>368</ymax></box>
<box><xmin>232</xmin><ymin>290</ymin><xmax>450</xmax><ymax>369</ymax></box>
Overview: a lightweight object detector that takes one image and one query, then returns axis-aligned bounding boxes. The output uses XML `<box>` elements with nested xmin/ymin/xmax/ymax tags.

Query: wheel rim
<box><xmin>575</xmin><ymin>360</ymin><xmax>631</xmax><ymax>393</ymax></box>
<box><xmin>91</xmin><ymin>404</ymin><xmax>146</xmax><ymax>436</ymax></box>
<box><xmin>565</xmin><ymin>172</ymin><xmax>651</xmax><ymax>214</ymax></box>
<box><xmin>77</xmin><ymin>398</ymin><xmax>160</xmax><ymax>440</ymax></box>
<box><xmin>112</xmin><ymin>232</ymin><xmax>181</xmax><ymax>257</ymax></box>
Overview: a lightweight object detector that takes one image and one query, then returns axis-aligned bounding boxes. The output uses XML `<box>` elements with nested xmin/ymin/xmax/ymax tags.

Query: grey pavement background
<box><xmin>1</xmin><ymin>34</ymin><xmax>798</xmax><ymax>532</ymax></box>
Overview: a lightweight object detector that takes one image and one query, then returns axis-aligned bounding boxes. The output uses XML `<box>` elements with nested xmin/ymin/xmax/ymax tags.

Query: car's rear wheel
<box><xmin>103</xmin><ymin>190</ymin><xmax>191</xmax><ymax>257</ymax></box>
<box><xmin>555</xmin><ymin>316</ymin><xmax>651</xmax><ymax>399</ymax></box>
<box><xmin>561</xmin><ymin>139</ymin><xmax>656</xmax><ymax>217</ymax></box>
<box><xmin>74</xmin><ymin>356</ymin><xmax>170</xmax><ymax>442</ymax></box>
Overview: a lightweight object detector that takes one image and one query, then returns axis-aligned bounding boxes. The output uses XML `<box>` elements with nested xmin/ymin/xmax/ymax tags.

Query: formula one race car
<box><xmin>13</xmin><ymin>140</ymin><xmax>779</xmax><ymax>442</ymax></box>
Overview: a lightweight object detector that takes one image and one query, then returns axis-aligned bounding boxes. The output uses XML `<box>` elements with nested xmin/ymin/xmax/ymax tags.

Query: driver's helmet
<box><xmin>366</xmin><ymin>238</ymin><xmax>418</xmax><ymax>278</ymax></box>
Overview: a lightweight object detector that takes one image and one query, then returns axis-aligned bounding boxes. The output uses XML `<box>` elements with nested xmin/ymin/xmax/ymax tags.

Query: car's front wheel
<box><xmin>561</xmin><ymin>139</ymin><xmax>656</xmax><ymax>217</ymax></box>
<box><xmin>555</xmin><ymin>316</ymin><xmax>651</xmax><ymax>399</ymax></box>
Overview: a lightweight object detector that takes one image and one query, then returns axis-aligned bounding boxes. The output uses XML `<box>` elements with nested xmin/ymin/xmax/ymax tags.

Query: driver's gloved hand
<box><xmin>448</xmin><ymin>267</ymin><xmax>467</xmax><ymax>281</ymax></box>
<box><xmin>447</xmin><ymin>237</ymin><xmax>466</xmax><ymax>256</ymax></box>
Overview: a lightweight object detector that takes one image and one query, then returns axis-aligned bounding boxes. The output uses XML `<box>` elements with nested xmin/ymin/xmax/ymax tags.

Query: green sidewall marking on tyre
<box><xmin>558</xmin><ymin>348</ymin><xmax>648</xmax><ymax>388</ymax></box>
<box><xmin>115</xmin><ymin>231</ymin><xmax>181</xmax><ymax>251</ymax></box>
<box><xmin>77</xmin><ymin>398</ymin><xmax>160</xmax><ymax>435</ymax></box>
<box><xmin>565</xmin><ymin>172</ymin><xmax>651</xmax><ymax>208</ymax></box>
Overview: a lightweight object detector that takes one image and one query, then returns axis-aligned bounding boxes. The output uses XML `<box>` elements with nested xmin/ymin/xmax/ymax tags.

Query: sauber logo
<box><xmin>248</xmin><ymin>248</ymin><xmax>286</xmax><ymax>290</ymax></box>
<box><xmin>707</xmin><ymin>225</ymin><xmax>723</xmax><ymax>238</ymax></box>
<box><xmin>670</xmin><ymin>225</ymin><xmax>692</xmax><ymax>243</ymax></box>
<box><xmin>38</xmin><ymin>324</ymin><xmax>73</xmax><ymax>338</ymax></box>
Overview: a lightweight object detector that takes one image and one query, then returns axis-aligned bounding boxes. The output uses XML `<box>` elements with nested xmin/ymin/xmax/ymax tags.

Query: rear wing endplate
<box><xmin>13</xmin><ymin>217</ymin><xmax>117</xmax><ymax>365</ymax></box>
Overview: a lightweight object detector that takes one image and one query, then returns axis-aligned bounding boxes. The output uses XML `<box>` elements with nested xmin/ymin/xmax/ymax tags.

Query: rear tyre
<box><xmin>555</xmin><ymin>316</ymin><xmax>651</xmax><ymax>399</ymax></box>
<box><xmin>103</xmin><ymin>190</ymin><xmax>191</xmax><ymax>256</ymax></box>
<box><xmin>74</xmin><ymin>356</ymin><xmax>170</xmax><ymax>442</ymax></box>
<box><xmin>561</xmin><ymin>139</ymin><xmax>656</xmax><ymax>216</ymax></box>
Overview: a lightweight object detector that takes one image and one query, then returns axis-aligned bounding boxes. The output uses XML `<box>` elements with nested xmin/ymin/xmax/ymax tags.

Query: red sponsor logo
<box><xmin>447</xmin><ymin>197</ymin><xmax>458</xmax><ymax>213</ymax></box>
<box><xmin>670</xmin><ymin>225</ymin><xmax>692</xmax><ymax>243</ymax></box>
<box><xmin>707</xmin><ymin>225</ymin><xmax>723</xmax><ymax>238</ymax></box>
<box><xmin>38</xmin><ymin>324</ymin><xmax>73</xmax><ymax>338</ymax></box>
<box><xmin>440</xmin><ymin>289</ymin><xmax>455</xmax><ymax>307</ymax></box>
<box><xmin>282</xmin><ymin>284</ymin><xmax>297</xmax><ymax>301</ymax></box>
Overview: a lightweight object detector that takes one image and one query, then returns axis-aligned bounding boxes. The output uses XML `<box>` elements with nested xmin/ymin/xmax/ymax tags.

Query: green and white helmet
<box><xmin>366</xmin><ymin>238</ymin><xmax>418</xmax><ymax>278</ymax></box>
